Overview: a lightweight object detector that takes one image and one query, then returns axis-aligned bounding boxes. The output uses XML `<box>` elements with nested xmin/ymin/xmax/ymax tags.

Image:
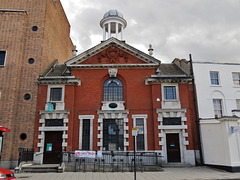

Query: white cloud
<box><xmin>60</xmin><ymin>0</ymin><xmax>240</xmax><ymax>63</ymax></box>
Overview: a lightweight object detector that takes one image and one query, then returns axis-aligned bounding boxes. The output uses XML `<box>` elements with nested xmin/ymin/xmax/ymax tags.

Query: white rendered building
<box><xmin>192</xmin><ymin>61</ymin><xmax>240</xmax><ymax>172</ymax></box>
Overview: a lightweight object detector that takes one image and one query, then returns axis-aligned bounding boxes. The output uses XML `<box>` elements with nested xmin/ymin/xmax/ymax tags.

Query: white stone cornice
<box><xmin>97</xmin><ymin>109</ymin><xmax>129</xmax><ymax>114</ymax></box>
<box><xmin>38</xmin><ymin>76</ymin><xmax>81</xmax><ymax>85</ymax></box>
<box><xmin>156</xmin><ymin>108</ymin><xmax>187</xmax><ymax>114</ymax></box>
<box><xmin>158</xmin><ymin>125</ymin><xmax>187</xmax><ymax>130</ymax></box>
<box><xmin>68</xmin><ymin>63</ymin><xmax>158</xmax><ymax>69</ymax></box>
<box><xmin>100</xmin><ymin>16</ymin><xmax>127</xmax><ymax>28</ymax></box>
<box><xmin>200</xmin><ymin>117</ymin><xmax>240</xmax><ymax>124</ymax></box>
<box><xmin>39</xmin><ymin>110</ymin><xmax>70</xmax><ymax>115</ymax></box>
<box><xmin>145</xmin><ymin>76</ymin><xmax>192</xmax><ymax>85</ymax></box>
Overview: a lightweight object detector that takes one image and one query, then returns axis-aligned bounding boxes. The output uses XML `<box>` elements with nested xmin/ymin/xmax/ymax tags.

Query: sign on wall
<box><xmin>230</xmin><ymin>126</ymin><xmax>239</xmax><ymax>134</ymax></box>
<box><xmin>97</xmin><ymin>151</ymin><xmax>102</xmax><ymax>158</ymax></box>
<box><xmin>46</xmin><ymin>143</ymin><xmax>52</xmax><ymax>152</ymax></box>
<box><xmin>48</xmin><ymin>103</ymin><xmax>53</xmax><ymax>112</ymax></box>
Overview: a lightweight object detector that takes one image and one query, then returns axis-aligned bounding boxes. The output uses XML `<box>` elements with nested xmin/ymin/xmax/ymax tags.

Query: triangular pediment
<box><xmin>65</xmin><ymin>37</ymin><xmax>161</xmax><ymax>67</ymax></box>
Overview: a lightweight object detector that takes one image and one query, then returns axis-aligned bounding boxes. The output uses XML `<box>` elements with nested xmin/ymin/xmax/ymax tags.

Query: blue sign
<box><xmin>46</xmin><ymin>143</ymin><xmax>52</xmax><ymax>152</ymax></box>
<box><xmin>48</xmin><ymin>103</ymin><xmax>53</xmax><ymax>112</ymax></box>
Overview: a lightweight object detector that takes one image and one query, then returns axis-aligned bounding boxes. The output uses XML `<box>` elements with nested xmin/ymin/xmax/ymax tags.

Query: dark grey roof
<box><xmin>39</xmin><ymin>60</ymin><xmax>80</xmax><ymax>85</ymax></box>
<box><xmin>145</xmin><ymin>63</ymin><xmax>192</xmax><ymax>84</ymax></box>
<box><xmin>47</xmin><ymin>63</ymin><xmax>67</xmax><ymax>76</ymax></box>
<box><xmin>159</xmin><ymin>64</ymin><xmax>187</xmax><ymax>76</ymax></box>
<box><xmin>40</xmin><ymin>60</ymin><xmax>69</xmax><ymax>77</ymax></box>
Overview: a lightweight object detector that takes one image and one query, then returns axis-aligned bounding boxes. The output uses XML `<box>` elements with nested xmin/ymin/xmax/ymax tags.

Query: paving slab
<box><xmin>15</xmin><ymin>166</ymin><xmax>240</xmax><ymax>180</ymax></box>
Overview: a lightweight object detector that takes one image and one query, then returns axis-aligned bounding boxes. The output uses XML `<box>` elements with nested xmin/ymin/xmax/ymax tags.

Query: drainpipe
<box><xmin>189</xmin><ymin>54</ymin><xmax>204</xmax><ymax>165</ymax></box>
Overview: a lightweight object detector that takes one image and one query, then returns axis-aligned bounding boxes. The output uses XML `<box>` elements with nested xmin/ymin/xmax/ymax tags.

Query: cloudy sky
<box><xmin>60</xmin><ymin>0</ymin><xmax>240</xmax><ymax>63</ymax></box>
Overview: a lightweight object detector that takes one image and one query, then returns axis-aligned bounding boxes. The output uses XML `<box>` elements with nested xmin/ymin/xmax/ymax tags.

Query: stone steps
<box><xmin>20</xmin><ymin>164</ymin><xmax>60</xmax><ymax>173</ymax></box>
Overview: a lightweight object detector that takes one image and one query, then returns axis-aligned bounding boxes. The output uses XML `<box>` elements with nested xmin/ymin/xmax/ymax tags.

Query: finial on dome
<box><xmin>100</xmin><ymin>10</ymin><xmax>127</xmax><ymax>41</ymax></box>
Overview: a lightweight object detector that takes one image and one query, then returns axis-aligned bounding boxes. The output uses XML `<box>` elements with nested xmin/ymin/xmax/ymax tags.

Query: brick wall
<box><xmin>0</xmin><ymin>10</ymin><xmax>28</xmax><ymax>164</ymax></box>
<box><xmin>0</xmin><ymin>0</ymin><xmax>73</xmax><ymax>168</ymax></box>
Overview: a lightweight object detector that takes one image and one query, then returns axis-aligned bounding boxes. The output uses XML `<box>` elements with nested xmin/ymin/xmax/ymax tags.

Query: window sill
<box><xmin>163</xmin><ymin>100</ymin><xmax>178</xmax><ymax>102</ymax></box>
<box><xmin>48</xmin><ymin>101</ymin><xmax>64</xmax><ymax>103</ymax></box>
<box><xmin>233</xmin><ymin>85</ymin><xmax>240</xmax><ymax>88</ymax></box>
<box><xmin>210</xmin><ymin>85</ymin><xmax>222</xmax><ymax>87</ymax></box>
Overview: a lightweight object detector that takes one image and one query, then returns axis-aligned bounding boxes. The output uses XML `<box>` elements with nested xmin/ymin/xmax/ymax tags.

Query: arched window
<box><xmin>103</xmin><ymin>78</ymin><xmax>123</xmax><ymax>101</ymax></box>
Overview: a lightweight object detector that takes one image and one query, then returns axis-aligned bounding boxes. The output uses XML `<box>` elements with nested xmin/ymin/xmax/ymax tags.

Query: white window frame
<box><xmin>0</xmin><ymin>50</ymin><xmax>7</xmax><ymax>67</ymax></box>
<box><xmin>236</xmin><ymin>99</ymin><xmax>240</xmax><ymax>110</ymax></box>
<box><xmin>47</xmin><ymin>85</ymin><xmax>65</xmax><ymax>103</ymax></box>
<box><xmin>232</xmin><ymin>72</ymin><xmax>240</xmax><ymax>86</ymax></box>
<box><xmin>210</xmin><ymin>71</ymin><xmax>220</xmax><ymax>86</ymax></box>
<box><xmin>78</xmin><ymin>115</ymin><xmax>94</xmax><ymax>150</ymax></box>
<box><xmin>132</xmin><ymin>114</ymin><xmax>148</xmax><ymax>151</ymax></box>
<box><xmin>213</xmin><ymin>99</ymin><xmax>223</xmax><ymax>118</ymax></box>
<box><xmin>162</xmin><ymin>83</ymin><xmax>179</xmax><ymax>101</ymax></box>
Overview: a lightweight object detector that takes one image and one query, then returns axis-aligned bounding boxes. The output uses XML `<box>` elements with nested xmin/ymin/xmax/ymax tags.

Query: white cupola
<box><xmin>100</xmin><ymin>10</ymin><xmax>127</xmax><ymax>41</ymax></box>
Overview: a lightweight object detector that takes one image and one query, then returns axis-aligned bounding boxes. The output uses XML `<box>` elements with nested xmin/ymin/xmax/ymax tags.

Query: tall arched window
<box><xmin>103</xmin><ymin>78</ymin><xmax>123</xmax><ymax>101</ymax></box>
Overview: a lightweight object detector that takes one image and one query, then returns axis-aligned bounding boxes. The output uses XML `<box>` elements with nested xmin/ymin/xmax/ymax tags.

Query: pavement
<box><xmin>15</xmin><ymin>166</ymin><xmax>240</xmax><ymax>180</ymax></box>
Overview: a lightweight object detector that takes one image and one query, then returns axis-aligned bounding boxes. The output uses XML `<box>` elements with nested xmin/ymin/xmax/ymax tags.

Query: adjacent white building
<box><xmin>193</xmin><ymin>61</ymin><xmax>240</xmax><ymax>172</ymax></box>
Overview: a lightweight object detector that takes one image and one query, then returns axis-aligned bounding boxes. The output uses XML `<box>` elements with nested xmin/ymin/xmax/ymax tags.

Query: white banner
<box><xmin>75</xmin><ymin>151</ymin><xmax>96</xmax><ymax>158</ymax></box>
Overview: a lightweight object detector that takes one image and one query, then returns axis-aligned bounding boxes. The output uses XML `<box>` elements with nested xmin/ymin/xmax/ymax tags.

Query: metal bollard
<box><xmin>121</xmin><ymin>159</ymin><xmax>124</xmax><ymax>173</ymax></box>
<box><xmin>101</xmin><ymin>159</ymin><xmax>105</xmax><ymax>172</ymax></box>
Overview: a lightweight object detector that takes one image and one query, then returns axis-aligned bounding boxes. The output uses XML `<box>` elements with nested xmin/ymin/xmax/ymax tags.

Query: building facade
<box><xmin>0</xmin><ymin>0</ymin><xmax>74</xmax><ymax>168</ymax></box>
<box><xmin>192</xmin><ymin>61</ymin><xmax>240</xmax><ymax>172</ymax></box>
<box><xmin>33</xmin><ymin>10</ymin><xmax>199</xmax><ymax>167</ymax></box>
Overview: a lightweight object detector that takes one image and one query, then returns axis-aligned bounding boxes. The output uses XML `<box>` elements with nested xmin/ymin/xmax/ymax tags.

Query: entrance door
<box><xmin>43</xmin><ymin>131</ymin><xmax>62</xmax><ymax>164</ymax></box>
<box><xmin>166</xmin><ymin>133</ymin><xmax>181</xmax><ymax>162</ymax></box>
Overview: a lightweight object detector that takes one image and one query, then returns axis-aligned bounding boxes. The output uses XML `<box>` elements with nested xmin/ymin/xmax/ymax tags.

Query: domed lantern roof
<box><xmin>100</xmin><ymin>10</ymin><xmax>127</xmax><ymax>41</ymax></box>
<box><xmin>103</xmin><ymin>10</ymin><xmax>124</xmax><ymax>19</ymax></box>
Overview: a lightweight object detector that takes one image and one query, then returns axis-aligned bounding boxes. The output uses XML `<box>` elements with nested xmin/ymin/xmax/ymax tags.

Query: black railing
<box><xmin>62</xmin><ymin>151</ymin><xmax>163</xmax><ymax>172</ymax></box>
<box><xmin>18</xmin><ymin>148</ymin><xmax>34</xmax><ymax>165</ymax></box>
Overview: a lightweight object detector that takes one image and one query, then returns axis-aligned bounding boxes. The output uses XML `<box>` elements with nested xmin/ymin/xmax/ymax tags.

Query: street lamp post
<box><xmin>132</xmin><ymin>127</ymin><xmax>138</xmax><ymax>180</ymax></box>
<box><xmin>133</xmin><ymin>135</ymin><xmax>136</xmax><ymax>180</ymax></box>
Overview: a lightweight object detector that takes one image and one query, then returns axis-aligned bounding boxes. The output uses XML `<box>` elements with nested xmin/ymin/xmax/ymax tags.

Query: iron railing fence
<box><xmin>18</xmin><ymin>148</ymin><xmax>34</xmax><ymax>165</ymax></box>
<box><xmin>62</xmin><ymin>151</ymin><xmax>163</xmax><ymax>172</ymax></box>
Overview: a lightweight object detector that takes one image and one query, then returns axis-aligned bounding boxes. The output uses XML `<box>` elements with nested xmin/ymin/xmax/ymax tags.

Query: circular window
<box><xmin>109</xmin><ymin>103</ymin><xmax>118</xmax><ymax>109</ymax></box>
<box><xmin>32</xmin><ymin>26</ymin><xmax>38</xmax><ymax>31</ymax></box>
<box><xmin>24</xmin><ymin>94</ymin><xmax>31</xmax><ymax>100</ymax></box>
<box><xmin>20</xmin><ymin>133</ymin><xmax>27</xmax><ymax>140</ymax></box>
<box><xmin>28</xmin><ymin>58</ymin><xmax>35</xmax><ymax>64</ymax></box>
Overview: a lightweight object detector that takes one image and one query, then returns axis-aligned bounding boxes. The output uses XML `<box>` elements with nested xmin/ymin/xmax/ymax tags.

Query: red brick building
<box><xmin>0</xmin><ymin>0</ymin><xmax>74</xmax><ymax>168</ymax></box>
<box><xmin>34</xmin><ymin>10</ymin><xmax>199</xmax><ymax>166</ymax></box>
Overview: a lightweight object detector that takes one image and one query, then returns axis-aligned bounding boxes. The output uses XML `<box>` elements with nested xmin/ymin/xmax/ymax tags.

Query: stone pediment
<box><xmin>65</xmin><ymin>37</ymin><xmax>161</xmax><ymax>67</ymax></box>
